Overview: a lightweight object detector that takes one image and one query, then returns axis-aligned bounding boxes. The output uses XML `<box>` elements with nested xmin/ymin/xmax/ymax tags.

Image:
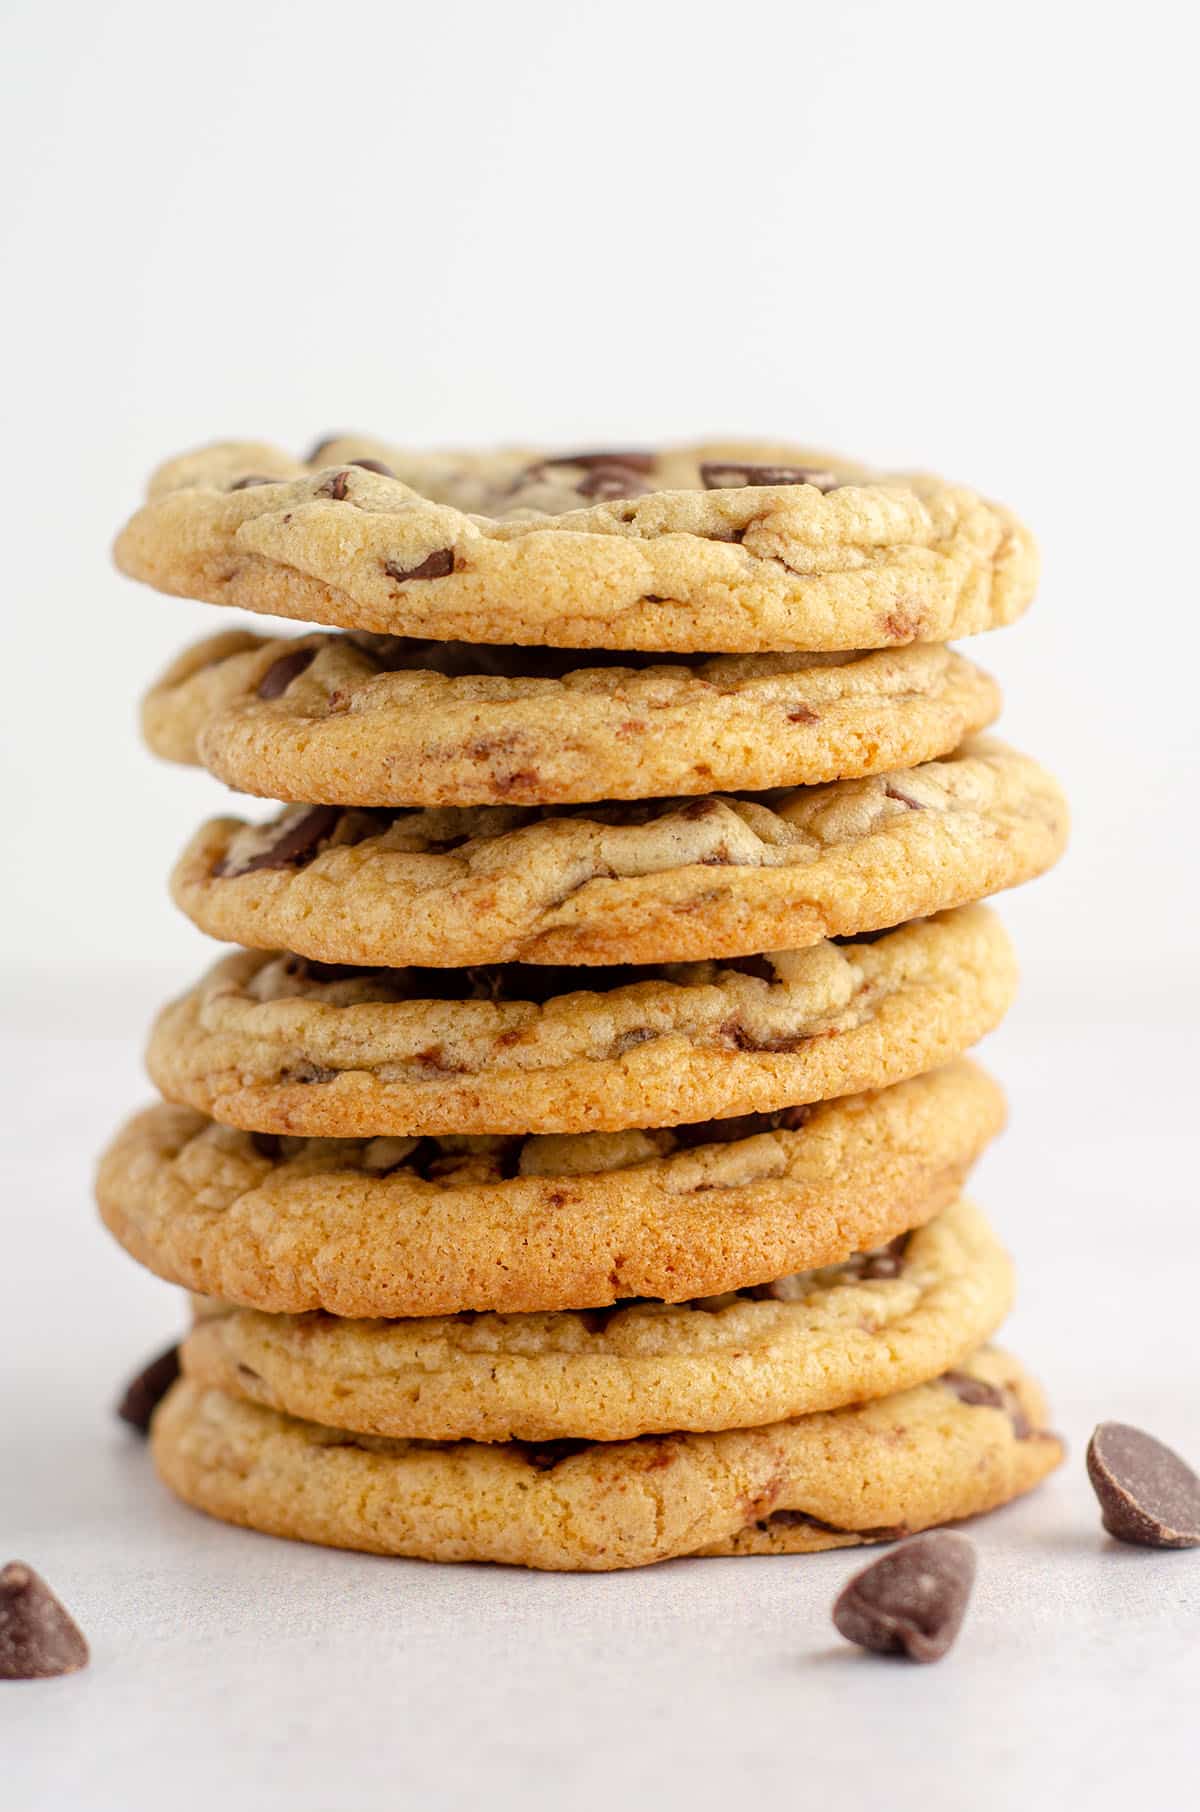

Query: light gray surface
<box><xmin>2</xmin><ymin>973</ymin><xmax>1198</xmax><ymax>1811</ymax></box>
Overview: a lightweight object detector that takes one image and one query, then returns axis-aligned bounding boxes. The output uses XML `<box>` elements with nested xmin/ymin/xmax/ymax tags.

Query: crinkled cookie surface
<box><xmin>146</xmin><ymin>907</ymin><xmax>1016</xmax><ymax>1135</ymax></box>
<box><xmin>151</xmin><ymin>1345</ymin><xmax>1061</xmax><ymax>1570</ymax></box>
<box><xmin>114</xmin><ymin>437</ymin><xmax>1038</xmax><ymax>653</ymax></box>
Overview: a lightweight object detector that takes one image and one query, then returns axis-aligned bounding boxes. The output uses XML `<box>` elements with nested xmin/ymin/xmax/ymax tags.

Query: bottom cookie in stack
<box><xmin>149</xmin><ymin>1200</ymin><xmax>1061</xmax><ymax>1571</ymax></box>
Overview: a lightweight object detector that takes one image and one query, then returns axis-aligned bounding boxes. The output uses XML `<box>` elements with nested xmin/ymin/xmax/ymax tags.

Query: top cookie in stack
<box><xmin>100</xmin><ymin>437</ymin><xmax>1067</xmax><ymax>1571</ymax></box>
<box><xmin>116</xmin><ymin>437</ymin><xmax>1037</xmax><ymax>655</ymax></box>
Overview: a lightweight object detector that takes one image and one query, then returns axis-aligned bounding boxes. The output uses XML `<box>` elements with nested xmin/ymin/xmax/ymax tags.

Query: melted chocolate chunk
<box><xmin>884</xmin><ymin>782</ymin><xmax>924</xmax><ymax>810</ymax></box>
<box><xmin>383</xmin><ymin>550</ymin><xmax>455</xmax><ymax>583</ymax></box>
<box><xmin>318</xmin><ymin>470</ymin><xmax>353</xmax><ymax>501</ymax></box>
<box><xmin>1086</xmin><ymin>1422</ymin><xmax>1200</xmax><ymax>1549</ymax></box>
<box><xmin>720</xmin><ymin>954</ymin><xmax>779</xmax><ymax>982</ymax></box>
<box><xmin>832</xmin><ymin>1533</ymin><xmax>976</xmax><ymax>1663</ymax></box>
<box><xmin>216</xmin><ymin>805</ymin><xmax>342</xmax><ymax>878</ymax></box>
<box><xmin>257</xmin><ymin>646</ymin><xmax>319</xmax><ymax>699</ymax></box>
<box><xmin>537</xmin><ymin>450</ymin><xmax>655</xmax><ymax>474</ymax></box>
<box><xmin>761</xmin><ymin>1510</ymin><xmax>908</xmax><ymax>1540</ymax></box>
<box><xmin>517</xmin><ymin>1438</ymin><xmax>594</xmax><ymax>1471</ymax></box>
<box><xmin>0</xmin><ymin>1564</ymin><xmax>90</xmax><ymax>1680</ymax></box>
<box><xmin>671</xmin><ymin>1104</ymin><xmax>810</xmax><ymax>1150</ymax></box>
<box><xmin>116</xmin><ymin>1344</ymin><xmax>180</xmax><ymax>1435</ymax></box>
<box><xmin>830</xmin><ymin>923</ymin><xmax>908</xmax><ymax>946</ymax></box>
<box><xmin>941</xmin><ymin>1371</ymin><xmax>1031</xmax><ymax>1439</ymax></box>
<box><xmin>574</xmin><ymin>466</ymin><xmax>653</xmax><ymax>501</ymax></box>
<box><xmin>853</xmin><ymin>1232</ymin><xmax>912</xmax><ymax>1282</ymax></box>
<box><xmin>700</xmin><ymin>462</ymin><xmax>841</xmax><ymax>491</ymax></box>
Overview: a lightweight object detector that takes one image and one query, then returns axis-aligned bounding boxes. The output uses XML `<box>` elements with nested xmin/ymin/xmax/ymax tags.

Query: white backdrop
<box><xmin>1</xmin><ymin>0</ymin><xmax>1196</xmax><ymax>1001</ymax></box>
<box><xmin>4</xmin><ymin>8</ymin><xmax>1200</xmax><ymax>1810</ymax></box>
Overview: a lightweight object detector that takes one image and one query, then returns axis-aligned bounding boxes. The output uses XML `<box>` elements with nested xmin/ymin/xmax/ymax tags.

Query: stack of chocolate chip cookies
<box><xmin>98</xmin><ymin>438</ymin><xmax>1068</xmax><ymax>1570</ymax></box>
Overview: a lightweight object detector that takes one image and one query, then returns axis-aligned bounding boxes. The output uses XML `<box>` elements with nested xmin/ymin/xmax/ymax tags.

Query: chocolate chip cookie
<box><xmin>145</xmin><ymin>907</ymin><xmax>1015</xmax><ymax>1136</ymax></box>
<box><xmin>169</xmin><ymin>739</ymin><xmax>1066</xmax><ymax>969</ymax></box>
<box><xmin>180</xmin><ymin>1197</ymin><xmax>1012</xmax><ymax>1442</ymax></box>
<box><xmin>95</xmin><ymin>1060</ymin><xmax>1004</xmax><ymax>1317</ymax></box>
<box><xmin>143</xmin><ymin>629</ymin><xmax>1001</xmax><ymax>806</ymax></box>
<box><xmin>150</xmin><ymin>1345</ymin><xmax>1062</xmax><ymax>1570</ymax></box>
<box><xmin>113</xmin><ymin>437</ymin><xmax>1038</xmax><ymax>654</ymax></box>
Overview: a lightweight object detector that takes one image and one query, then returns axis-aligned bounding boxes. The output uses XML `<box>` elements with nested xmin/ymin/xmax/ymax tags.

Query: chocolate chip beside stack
<box><xmin>1086</xmin><ymin>1422</ymin><xmax>1200</xmax><ymax>1549</ymax></box>
<box><xmin>0</xmin><ymin>1563</ymin><xmax>89</xmax><ymax>1680</ymax></box>
<box><xmin>833</xmin><ymin>1533</ymin><xmax>976</xmax><ymax>1662</ymax></box>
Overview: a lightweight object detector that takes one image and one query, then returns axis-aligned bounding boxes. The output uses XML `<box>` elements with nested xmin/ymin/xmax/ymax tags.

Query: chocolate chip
<box><xmin>318</xmin><ymin>470</ymin><xmax>352</xmax><ymax>501</ymax></box>
<box><xmin>349</xmin><ymin>458</ymin><xmax>396</xmax><ymax>477</ymax></box>
<box><xmin>287</xmin><ymin>1062</ymin><xmax>339</xmax><ymax>1085</ymax></box>
<box><xmin>941</xmin><ymin>1370</ymin><xmax>1032</xmax><ymax>1439</ymax></box>
<box><xmin>699</xmin><ymin>462</ymin><xmax>841</xmax><ymax>491</ymax></box>
<box><xmin>383</xmin><ymin>550</ymin><xmax>455</xmax><ymax>583</ymax></box>
<box><xmin>539</xmin><ymin>450</ymin><xmax>655</xmax><ymax>473</ymax></box>
<box><xmin>256</xmin><ymin>646</ymin><xmax>318</xmax><ymax>699</ymax></box>
<box><xmin>518</xmin><ymin>1438</ymin><xmax>593</xmax><ymax>1471</ymax></box>
<box><xmin>574</xmin><ymin>466</ymin><xmax>652</xmax><ymax>501</ymax></box>
<box><xmin>0</xmin><ymin>1564</ymin><xmax>90</xmax><ymax>1680</ymax></box>
<box><xmin>672</xmin><ymin>1104</ymin><xmax>809</xmax><ymax>1150</ymax></box>
<box><xmin>1086</xmin><ymin>1422</ymin><xmax>1200</xmax><ymax>1549</ymax></box>
<box><xmin>216</xmin><ymin>805</ymin><xmax>342</xmax><ymax>877</ymax></box>
<box><xmin>116</xmin><ymin>1343</ymin><xmax>180</xmax><ymax>1435</ymax></box>
<box><xmin>855</xmin><ymin>1232</ymin><xmax>912</xmax><ymax>1281</ymax></box>
<box><xmin>833</xmin><ymin>1533</ymin><xmax>975</xmax><ymax>1662</ymax></box>
<box><xmin>761</xmin><ymin>1510</ymin><xmax>908</xmax><ymax>1540</ymax></box>
<box><xmin>229</xmin><ymin>474</ymin><xmax>286</xmax><ymax>490</ymax></box>
<box><xmin>720</xmin><ymin>954</ymin><xmax>778</xmax><ymax>982</ymax></box>
<box><xmin>830</xmin><ymin>924</ymin><xmax>906</xmax><ymax>946</ymax></box>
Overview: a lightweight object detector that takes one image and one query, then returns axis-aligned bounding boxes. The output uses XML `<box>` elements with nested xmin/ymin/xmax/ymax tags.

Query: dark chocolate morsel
<box><xmin>574</xmin><ymin>466</ymin><xmax>653</xmax><ymax>501</ymax></box>
<box><xmin>832</xmin><ymin>1532</ymin><xmax>976</xmax><ymax>1662</ymax></box>
<box><xmin>318</xmin><ymin>471</ymin><xmax>352</xmax><ymax>501</ymax></box>
<box><xmin>116</xmin><ymin>1344</ymin><xmax>180</xmax><ymax>1435</ymax></box>
<box><xmin>699</xmin><ymin>462</ymin><xmax>841</xmax><ymax>491</ymax></box>
<box><xmin>539</xmin><ymin>450</ymin><xmax>655</xmax><ymax>474</ymax></box>
<box><xmin>0</xmin><ymin>1563</ymin><xmax>90</xmax><ymax>1680</ymax></box>
<box><xmin>383</xmin><ymin>550</ymin><xmax>456</xmax><ymax>583</ymax></box>
<box><xmin>940</xmin><ymin>1370</ymin><xmax>1031</xmax><ymax>1439</ymax></box>
<box><xmin>1086</xmin><ymin>1422</ymin><xmax>1200</xmax><ymax>1549</ymax></box>
<box><xmin>257</xmin><ymin>646</ymin><xmax>319</xmax><ymax>699</ymax></box>
<box><xmin>216</xmin><ymin>805</ymin><xmax>342</xmax><ymax>878</ymax></box>
<box><xmin>517</xmin><ymin>1438</ymin><xmax>594</xmax><ymax>1471</ymax></box>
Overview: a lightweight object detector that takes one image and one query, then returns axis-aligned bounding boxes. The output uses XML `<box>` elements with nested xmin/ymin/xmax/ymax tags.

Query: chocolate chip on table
<box><xmin>383</xmin><ymin>550</ymin><xmax>456</xmax><ymax>583</ymax></box>
<box><xmin>257</xmin><ymin>646</ymin><xmax>319</xmax><ymax>699</ymax></box>
<box><xmin>1086</xmin><ymin>1422</ymin><xmax>1200</xmax><ymax>1549</ymax></box>
<box><xmin>0</xmin><ymin>1564</ymin><xmax>89</xmax><ymax>1680</ymax></box>
<box><xmin>699</xmin><ymin>462</ymin><xmax>841</xmax><ymax>491</ymax></box>
<box><xmin>116</xmin><ymin>1343</ymin><xmax>181</xmax><ymax>1434</ymax></box>
<box><xmin>833</xmin><ymin>1532</ymin><xmax>976</xmax><ymax>1663</ymax></box>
